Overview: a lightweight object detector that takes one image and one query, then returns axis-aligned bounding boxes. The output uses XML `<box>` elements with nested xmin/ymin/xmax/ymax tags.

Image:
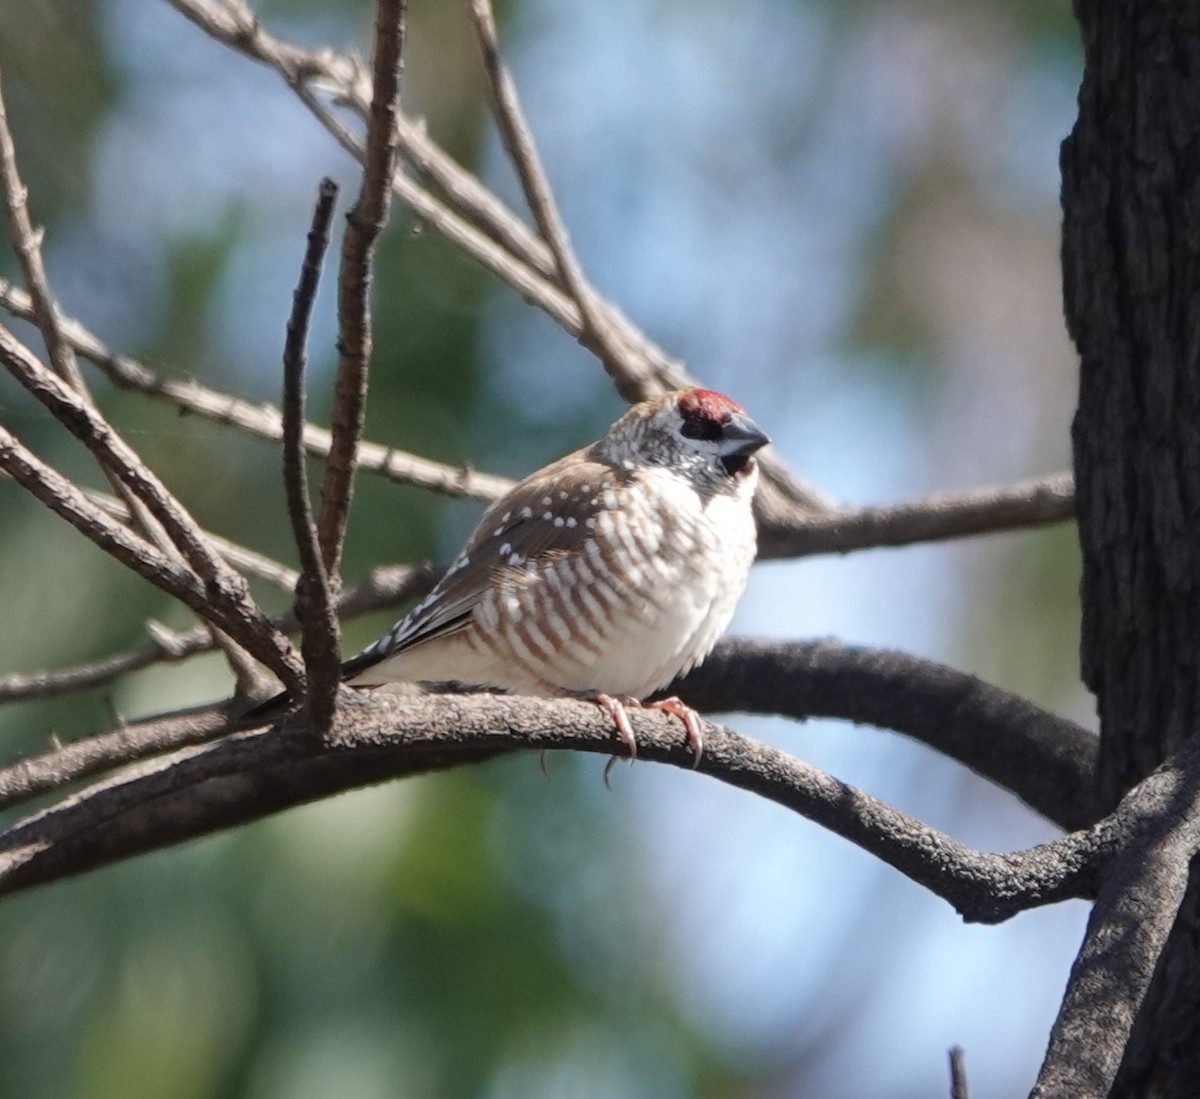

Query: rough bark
<box><xmin>1062</xmin><ymin>1</ymin><xmax>1200</xmax><ymax>1092</ymax></box>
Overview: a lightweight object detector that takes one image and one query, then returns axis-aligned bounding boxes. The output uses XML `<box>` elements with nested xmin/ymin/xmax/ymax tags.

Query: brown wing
<box><xmin>342</xmin><ymin>447</ymin><xmax>625</xmax><ymax>679</ymax></box>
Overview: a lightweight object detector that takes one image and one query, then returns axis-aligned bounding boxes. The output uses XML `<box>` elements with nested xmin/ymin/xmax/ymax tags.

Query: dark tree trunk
<box><xmin>1062</xmin><ymin>1</ymin><xmax>1200</xmax><ymax>1093</ymax></box>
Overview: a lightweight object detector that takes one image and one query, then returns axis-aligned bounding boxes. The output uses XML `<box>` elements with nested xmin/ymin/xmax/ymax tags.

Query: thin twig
<box><xmin>0</xmin><ymin>277</ymin><xmax>511</xmax><ymax>501</ymax></box>
<box><xmin>0</xmin><ymin>68</ymin><xmax>84</xmax><ymax>391</ymax></box>
<box><xmin>161</xmin><ymin>0</ymin><xmax>834</xmax><ymax>515</ymax></box>
<box><xmin>0</xmin><ymin>424</ymin><xmax>218</xmax><ymax>625</ymax></box>
<box><xmin>284</xmin><ymin>178</ymin><xmax>341</xmax><ymax>729</ymax></box>
<box><xmin>466</xmin><ymin>0</ymin><xmax>634</xmax><ymax>370</ymax></box>
<box><xmin>317</xmin><ymin>0</ymin><xmax>406</xmax><ymax>579</ymax></box>
<box><xmin>0</xmin><ymin>704</ymin><xmax>233</xmax><ymax>810</ymax></box>
<box><xmin>0</xmin><ymin>279</ymin><xmax>1075</xmax><ymax>554</ymax></box>
<box><xmin>757</xmin><ymin>473</ymin><xmax>1076</xmax><ymax>559</ymax></box>
<box><xmin>948</xmin><ymin>1047</ymin><xmax>969</xmax><ymax>1099</ymax></box>
<box><xmin>0</xmin><ymin>324</ymin><xmax>301</xmax><ymax>684</ymax></box>
<box><xmin>82</xmin><ymin>487</ymin><xmax>300</xmax><ymax>591</ymax></box>
<box><xmin>0</xmin><ymin>561</ymin><xmax>435</xmax><ymax>709</ymax></box>
<box><xmin>0</xmin><ymin>86</ymin><xmax>270</xmax><ymax>697</ymax></box>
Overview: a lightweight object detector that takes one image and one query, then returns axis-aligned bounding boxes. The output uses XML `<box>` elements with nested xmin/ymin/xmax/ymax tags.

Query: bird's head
<box><xmin>600</xmin><ymin>388</ymin><xmax>771</xmax><ymax>493</ymax></box>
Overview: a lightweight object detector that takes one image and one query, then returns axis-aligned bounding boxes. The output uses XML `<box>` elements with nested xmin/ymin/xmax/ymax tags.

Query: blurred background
<box><xmin>0</xmin><ymin>0</ymin><xmax>1088</xmax><ymax>1096</ymax></box>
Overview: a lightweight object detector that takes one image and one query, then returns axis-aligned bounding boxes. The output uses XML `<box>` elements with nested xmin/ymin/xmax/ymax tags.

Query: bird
<box><xmin>255</xmin><ymin>387</ymin><xmax>769</xmax><ymax>772</ymax></box>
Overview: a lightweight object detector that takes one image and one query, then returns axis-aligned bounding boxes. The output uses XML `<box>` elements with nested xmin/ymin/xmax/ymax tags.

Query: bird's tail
<box><xmin>235</xmin><ymin>688</ymin><xmax>295</xmax><ymax>729</ymax></box>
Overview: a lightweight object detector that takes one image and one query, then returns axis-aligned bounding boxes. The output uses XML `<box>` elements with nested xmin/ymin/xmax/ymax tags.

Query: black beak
<box><xmin>718</xmin><ymin>411</ymin><xmax>771</xmax><ymax>457</ymax></box>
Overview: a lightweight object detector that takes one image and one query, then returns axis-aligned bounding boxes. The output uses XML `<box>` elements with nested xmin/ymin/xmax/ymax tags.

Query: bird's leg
<box><xmin>541</xmin><ymin>684</ymin><xmax>639</xmax><ymax>786</ymax></box>
<box><xmin>643</xmin><ymin>696</ymin><xmax>704</xmax><ymax>768</ymax></box>
<box><xmin>589</xmin><ymin>692</ymin><xmax>640</xmax><ymax>787</ymax></box>
<box><xmin>544</xmin><ymin>687</ymin><xmax>704</xmax><ymax>781</ymax></box>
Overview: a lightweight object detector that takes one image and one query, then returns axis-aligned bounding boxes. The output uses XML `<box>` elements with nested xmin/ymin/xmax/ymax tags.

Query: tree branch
<box><xmin>0</xmin><ymin>277</ymin><xmax>513</xmax><ymax>502</ymax></box>
<box><xmin>0</xmin><ymin>68</ymin><xmax>84</xmax><ymax>391</ymax></box>
<box><xmin>0</xmin><ymin>325</ymin><xmax>302</xmax><ymax>685</ymax></box>
<box><xmin>161</xmin><ymin>0</ymin><xmax>834</xmax><ymax>517</ymax></box>
<box><xmin>0</xmin><ymin>425</ymin><xmax>220</xmax><ymax>629</ymax></box>
<box><xmin>1031</xmin><ymin>736</ymin><xmax>1200</xmax><ymax>1098</ymax></box>
<box><xmin>466</xmin><ymin>0</ymin><xmax>635</xmax><ymax>372</ymax></box>
<box><xmin>0</xmin><ymin>271</ymin><xmax>1075</xmax><ymax>555</ymax></box>
<box><xmin>0</xmin><ymin>561</ymin><xmax>435</xmax><ymax>709</ymax></box>
<box><xmin>83</xmin><ymin>486</ymin><xmax>301</xmax><ymax>592</ymax></box>
<box><xmin>284</xmin><ymin>178</ymin><xmax>342</xmax><ymax>728</ymax></box>
<box><xmin>317</xmin><ymin>0</ymin><xmax>406</xmax><ymax>579</ymax></box>
<box><xmin>0</xmin><ymin>704</ymin><xmax>232</xmax><ymax>810</ymax></box>
<box><xmin>949</xmin><ymin>1047</ymin><xmax>969</xmax><ymax>1099</ymax></box>
<box><xmin>0</xmin><ymin>692</ymin><xmax>1100</xmax><ymax>916</ymax></box>
<box><xmin>676</xmin><ymin>638</ymin><xmax>1098</xmax><ymax>831</ymax></box>
<box><xmin>757</xmin><ymin>473</ymin><xmax>1076</xmax><ymax>559</ymax></box>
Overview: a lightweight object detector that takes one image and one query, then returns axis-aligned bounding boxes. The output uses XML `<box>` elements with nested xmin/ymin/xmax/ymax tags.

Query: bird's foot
<box><xmin>643</xmin><ymin>696</ymin><xmax>704</xmax><ymax>768</ymax></box>
<box><xmin>588</xmin><ymin>692</ymin><xmax>639</xmax><ymax>788</ymax></box>
<box><xmin>569</xmin><ymin>691</ymin><xmax>705</xmax><ymax>785</ymax></box>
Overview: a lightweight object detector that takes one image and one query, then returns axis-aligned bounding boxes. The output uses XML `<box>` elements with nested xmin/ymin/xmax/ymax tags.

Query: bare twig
<box><xmin>0</xmin><ymin>274</ymin><xmax>1075</xmax><ymax>557</ymax></box>
<box><xmin>285</xmin><ymin>178</ymin><xmax>342</xmax><ymax>728</ymax></box>
<box><xmin>466</xmin><ymin>0</ymin><xmax>633</xmax><ymax>370</ymax></box>
<box><xmin>0</xmin><ymin>325</ymin><xmax>301</xmax><ymax>684</ymax></box>
<box><xmin>0</xmin><ymin>277</ymin><xmax>512</xmax><ymax>501</ymax></box>
<box><xmin>82</xmin><ymin>487</ymin><xmax>301</xmax><ymax>591</ymax></box>
<box><xmin>758</xmin><ymin>473</ymin><xmax>1075</xmax><ymax>559</ymax></box>
<box><xmin>0</xmin><ymin>426</ymin><xmax>212</xmax><ymax>607</ymax></box>
<box><xmin>0</xmin><ymin>69</ymin><xmax>84</xmax><ymax>390</ymax></box>
<box><xmin>0</xmin><ymin>692</ymin><xmax>1101</xmax><ymax>912</ymax></box>
<box><xmin>0</xmin><ymin>704</ymin><xmax>232</xmax><ymax>810</ymax></box>
<box><xmin>161</xmin><ymin>0</ymin><xmax>834</xmax><ymax>515</ymax></box>
<box><xmin>168</xmin><ymin>0</ymin><xmax>554</xmax><ymax>279</ymax></box>
<box><xmin>317</xmin><ymin>0</ymin><xmax>406</xmax><ymax>579</ymax></box>
<box><xmin>0</xmin><ymin>562</ymin><xmax>434</xmax><ymax>719</ymax></box>
<box><xmin>949</xmin><ymin>1047</ymin><xmax>969</xmax><ymax>1099</ymax></box>
<box><xmin>0</xmin><ymin>89</ymin><xmax>271</xmax><ymax>698</ymax></box>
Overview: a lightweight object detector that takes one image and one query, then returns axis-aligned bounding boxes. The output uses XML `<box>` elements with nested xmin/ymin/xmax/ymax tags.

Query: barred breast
<box><xmin>462</xmin><ymin>461</ymin><xmax>757</xmax><ymax>699</ymax></box>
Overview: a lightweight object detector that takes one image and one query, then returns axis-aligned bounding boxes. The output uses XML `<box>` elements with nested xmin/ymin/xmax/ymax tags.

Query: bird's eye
<box><xmin>680</xmin><ymin>417</ymin><xmax>723</xmax><ymax>441</ymax></box>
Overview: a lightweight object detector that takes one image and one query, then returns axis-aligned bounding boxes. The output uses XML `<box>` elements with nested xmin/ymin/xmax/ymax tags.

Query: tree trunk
<box><xmin>1062</xmin><ymin>1</ymin><xmax>1200</xmax><ymax>1092</ymax></box>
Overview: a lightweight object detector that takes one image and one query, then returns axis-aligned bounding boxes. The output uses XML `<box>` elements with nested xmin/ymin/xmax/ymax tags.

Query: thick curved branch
<box><xmin>2</xmin><ymin>633</ymin><xmax>1092</xmax><ymax>834</ymax></box>
<box><xmin>0</xmin><ymin>692</ymin><xmax>1100</xmax><ymax>916</ymax></box>
<box><xmin>1031</xmin><ymin>736</ymin><xmax>1200</xmax><ymax>1098</ymax></box>
<box><xmin>677</xmin><ymin>638</ymin><xmax>1098</xmax><ymax>831</ymax></box>
<box><xmin>0</xmin><ymin>705</ymin><xmax>232</xmax><ymax>811</ymax></box>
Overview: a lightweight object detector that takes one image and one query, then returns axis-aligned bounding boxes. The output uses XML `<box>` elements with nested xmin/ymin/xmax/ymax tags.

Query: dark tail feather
<box><xmin>235</xmin><ymin>688</ymin><xmax>296</xmax><ymax>729</ymax></box>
